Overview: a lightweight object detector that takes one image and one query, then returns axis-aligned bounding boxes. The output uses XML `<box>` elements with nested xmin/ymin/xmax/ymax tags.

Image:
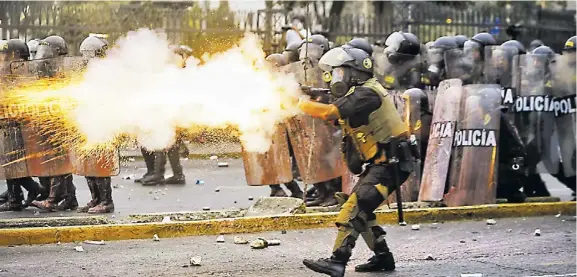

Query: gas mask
<box><xmin>328</xmin><ymin>67</ymin><xmax>351</xmax><ymax>98</ymax></box>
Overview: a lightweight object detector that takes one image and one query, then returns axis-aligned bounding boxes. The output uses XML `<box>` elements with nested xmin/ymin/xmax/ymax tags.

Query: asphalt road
<box><xmin>0</xmin><ymin>158</ymin><xmax>574</xmax><ymax>220</ymax></box>
<box><xmin>0</xmin><ymin>216</ymin><xmax>575</xmax><ymax>277</ymax></box>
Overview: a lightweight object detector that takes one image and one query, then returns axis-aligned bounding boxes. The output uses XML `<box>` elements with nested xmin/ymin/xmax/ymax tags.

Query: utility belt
<box><xmin>371</xmin><ymin>136</ymin><xmax>416</xmax><ymax>173</ymax></box>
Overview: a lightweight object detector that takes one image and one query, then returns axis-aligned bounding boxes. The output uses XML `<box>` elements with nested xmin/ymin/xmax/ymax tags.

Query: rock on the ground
<box><xmin>233</xmin><ymin>236</ymin><xmax>248</xmax><ymax>244</ymax></box>
<box><xmin>153</xmin><ymin>234</ymin><xmax>160</xmax><ymax>241</ymax></box>
<box><xmin>534</xmin><ymin>229</ymin><xmax>541</xmax><ymax>236</ymax></box>
<box><xmin>411</xmin><ymin>224</ymin><xmax>420</xmax><ymax>230</ymax></box>
<box><xmin>190</xmin><ymin>256</ymin><xmax>202</xmax><ymax>266</ymax></box>
<box><xmin>216</xmin><ymin>235</ymin><xmax>225</xmax><ymax>243</ymax></box>
<box><xmin>250</xmin><ymin>238</ymin><xmax>268</xmax><ymax>249</ymax></box>
<box><xmin>244</xmin><ymin>197</ymin><xmax>305</xmax><ymax>217</ymax></box>
<box><xmin>486</xmin><ymin>219</ymin><xmax>497</xmax><ymax>225</ymax></box>
<box><xmin>74</xmin><ymin>246</ymin><xmax>84</xmax><ymax>252</ymax></box>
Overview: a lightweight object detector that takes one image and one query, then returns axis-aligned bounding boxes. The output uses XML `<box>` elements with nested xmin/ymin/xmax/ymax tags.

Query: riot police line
<box><xmin>0</xmin><ymin>35</ymin><xmax>191</xmax><ymax>213</ymax></box>
<box><xmin>255</xmin><ymin>31</ymin><xmax>576</xmax><ymax>277</ymax></box>
<box><xmin>247</xmin><ymin>32</ymin><xmax>576</xmax><ymax>212</ymax></box>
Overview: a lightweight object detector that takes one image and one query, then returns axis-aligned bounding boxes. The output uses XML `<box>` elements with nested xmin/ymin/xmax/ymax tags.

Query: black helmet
<box><xmin>384</xmin><ymin>31</ymin><xmax>420</xmax><ymax>64</ymax></box>
<box><xmin>319</xmin><ymin>47</ymin><xmax>373</xmax><ymax>74</ymax></box>
<box><xmin>80</xmin><ymin>36</ymin><xmax>109</xmax><ymax>59</ymax></box>
<box><xmin>501</xmin><ymin>40</ymin><xmax>526</xmax><ymax>55</ymax></box>
<box><xmin>307</xmin><ymin>34</ymin><xmax>330</xmax><ymax>53</ymax></box>
<box><xmin>431</xmin><ymin>36</ymin><xmax>458</xmax><ymax>50</ymax></box>
<box><xmin>42</xmin><ymin>35</ymin><xmax>68</xmax><ymax>56</ymax></box>
<box><xmin>344</xmin><ymin>38</ymin><xmax>373</xmax><ymax>56</ymax></box>
<box><xmin>532</xmin><ymin>45</ymin><xmax>555</xmax><ymax>57</ymax></box>
<box><xmin>1</xmin><ymin>39</ymin><xmax>30</xmax><ymax>60</ymax></box>
<box><xmin>470</xmin><ymin>32</ymin><xmax>496</xmax><ymax>46</ymax></box>
<box><xmin>454</xmin><ymin>35</ymin><xmax>468</xmax><ymax>49</ymax></box>
<box><xmin>265</xmin><ymin>53</ymin><xmax>288</xmax><ymax>68</ymax></box>
<box><xmin>564</xmin><ymin>36</ymin><xmax>576</xmax><ymax>52</ymax></box>
<box><xmin>299</xmin><ymin>35</ymin><xmax>329</xmax><ymax>62</ymax></box>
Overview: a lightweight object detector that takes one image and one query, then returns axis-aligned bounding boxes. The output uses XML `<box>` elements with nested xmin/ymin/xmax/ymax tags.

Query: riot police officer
<box><xmin>0</xmin><ymin>39</ymin><xmax>46</xmax><ymax>212</ymax></box>
<box><xmin>528</xmin><ymin>39</ymin><xmax>544</xmax><ymax>53</ymax></box>
<box><xmin>447</xmin><ymin>32</ymin><xmax>496</xmax><ymax>83</ymax></box>
<box><xmin>26</xmin><ymin>39</ymin><xmax>41</xmax><ymax>60</ymax></box>
<box><xmin>299</xmin><ymin>46</ymin><xmax>415</xmax><ymax>276</ymax></box>
<box><xmin>31</xmin><ymin>35</ymin><xmax>78</xmax><ymax>211</ymax></box>
<box><xmin>380</xmin><ymin>31</ymin><xmax>422</xmax><ymax>90</ymax></box>
<box><xmin>424</xmin><ymin>36</ymin><xmax>458</xmax><ymax>88</ymax></box>
<box><xmin>140</xmin><ymin>45</ymin><xmax>193</xmax><ymax>186</ymax></box>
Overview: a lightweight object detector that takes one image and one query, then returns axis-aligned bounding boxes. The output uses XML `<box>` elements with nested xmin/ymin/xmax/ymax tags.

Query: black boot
<box><xmin>321</xmin><ymin>179</ymin><xmax>339</xmax><ymax>207</ymax></box>
<box><xmin>78</xmin><ymin>177</ymin><xmax>100</xmax><ymax>213</ymax></box>
<box><xmin>303</xmin><ymin>227</ymin><xmax>354</xmax><ymax>277</ymax></box>
<box><xmin>31</xmin><ymin>176</ymin><xmax>65</xmax><ymax>211</ymax></box>
<box><xmin>0</xmin><ymin>189</ymin><xmax>9</xmax><ymax>205</ymax></box>
<box><xmin>165</xmin><ymin>144</ymin><xmax>185</xmax><ymax>185</ymax></box>
<box><xmin>305</xmin><ymin>185</ymin><xmax>318</xmax><ymax>201</ymax></box>
<box><xmin>355</xmin><ymin>225</ymin><xmax>396</xmax><ymax>272</ymax></box>
<box><xmin>19</xmin><ymin>177</ymin><xmax>43</xmax><ymax>207</ymax></box>
<box><xmin>303</xmin><ymin>258</ymin><xmax>346</xmax><ymax>277</ymax></box>
<box><xmin>0</xmin><ymin>180</ymin><xmax>24</xmax><ymax>212</ymax></box>
<box><xmin>36</xmin><ymin>177</ymin><xmax>50</xmax><ymax>201</ymax></box>
<box><xmin>88</xmin><ymin>177</ymin><xmax>114</xmax><ymax>213</ymax></box>
<box><xmin>142</xmin><ymin>151</ymin><xmax>166</xmax><ymax>186</ymax></box>
<box><xmin>284</xmin><ymin>180</ymin><xmax>303</xmax><ymax>199</ymax></box>
<box><xmin>355</xmin><ymin>252</ymin><xmax>396</xmax><ymax>272</ymax></box>
<box><xmin>306</xmin><ymin>183</ymin><xmax>328</xmax><ymax>207</ymax></box>
<box><xmin>269</xmin><ymin>185</ymin><xmax>288</xmax><ymax>197</ymax></box>
<box><xmin>56</xmin><ymin>175</ymin><xmax>78</xmax><ymax>211</ymax></box>
<box><xmin>135</xmin><ymin>147</ymin><xmax>155</xmax><ymax>183</ymax></box>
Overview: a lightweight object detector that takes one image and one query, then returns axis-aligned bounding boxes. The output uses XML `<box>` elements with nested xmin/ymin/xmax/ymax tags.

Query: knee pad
<box><xmin>335</xmin><ymin>193</ymin><xmax>368</xmax><ymax>232</ymax></box>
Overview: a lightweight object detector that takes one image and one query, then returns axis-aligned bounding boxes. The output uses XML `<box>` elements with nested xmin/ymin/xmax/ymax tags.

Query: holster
<box><xmin>382</xmin><ymin>137</ymin><xmax>414</xmax><ymax>173</ymax></box>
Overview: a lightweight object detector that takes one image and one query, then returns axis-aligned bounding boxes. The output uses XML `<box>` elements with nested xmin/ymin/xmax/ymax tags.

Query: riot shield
<box><xmin>551</xmin><ymin>53</ymin><xmax>576</xmax><ymax>177</ymax></box>
<box><xmin>419</xmin><ymin>79</ymin><xmax>464</xmax><ymax>202</ymax></box>
<box><xmin>22</xmin><ymin>122</ymin><xmax>73</xmax><ymax>177</ymax></box>
<box><xmin>241</xmin><ymin>123</ymin><xmax>294</xmax><ymax>185</ymax></box>
<box><xmin>445</xmin><ymin>48</ymin><xmax>484</xmax><ymax>84</ymax></box>
<box><xmin>513</xmin><ymin>54</ymin><xmax>560</xmax><ymax>175</ymax></box>
<box><xmin>389</xmin><ymin>88</ymin><xmax>431</xmax><ymax>203</ymax></box>
<box><xmin>484</xmin><ymin>46</ymin><xmax>518</xmax><ymax>108</ymax></box>
<box><xmin>445</xmin><ymin>84</ymin><xmax>501</xmax><ymax>207</ymax></box>
<box><xmin>282</xmin><ymin>60</ymin><xmax>344</xmax><ymax>185</ymax></box>
<box><xmin>0</xmin><ymin>119</ymin><xmax>29</xmax><ymax>180</ymax></box>
<box><xmin>72</xmin><ymin>148</ymin><xmax>120</xmax><ymax>177</ymax></box>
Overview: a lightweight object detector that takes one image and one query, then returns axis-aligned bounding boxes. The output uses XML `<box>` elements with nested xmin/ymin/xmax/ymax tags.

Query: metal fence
<box><xmin>323</xmin><ymin>2</ymin><xmax>576</xmax><ymax>53</ymax></box>
<box><xmin>0</xmin><ymin>1</ymin><xmax>575</xmax><ymax>55</ymax></box>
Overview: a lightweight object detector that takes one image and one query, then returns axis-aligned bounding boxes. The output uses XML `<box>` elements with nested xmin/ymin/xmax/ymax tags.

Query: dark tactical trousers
<box><xmin>331</xmin><ymin>163</ymin><xmax>409</xmax><ymax>263</ymax></box>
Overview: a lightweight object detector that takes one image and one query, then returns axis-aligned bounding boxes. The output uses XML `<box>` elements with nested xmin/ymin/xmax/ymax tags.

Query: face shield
<box><xmin>318</xmin><ymin>47</ymin><xmax>354</xmax><ymax>72</ymax></box>
<box><xmin>299</xmin><ymin>43</ymin><xmax>324</xmax><ymax>62</ymax></box>
<box><xmin>463</xmin><ymin>40</ymin><xmax>482</xmax><ymax>62</ymax></box>
<box><xmin>35</xmin><ymin>43</ymin><xmax>56</xmax><ymax>60</ymax></box>
<box><xmin>426</xmin><ymin>47</ymin><xmax>445</xmax><ymax>73</ymax></box>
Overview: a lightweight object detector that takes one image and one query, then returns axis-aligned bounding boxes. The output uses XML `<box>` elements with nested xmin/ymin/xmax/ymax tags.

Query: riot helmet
<box><xmin>464</xmin><ymin>32</ymin><xmax>496</xmax><ymax>61</ymax></box>
<box><xmin>427</xmin><ymin>36</ymin><xmax>457</xmax><ymax>76</ymax></box>
<box><xmin>344</xmin><ymin>38</ymin><xmax>373</xmax><ymax>56</ymax></box>
<box><xmin>564</xmin><ymin>36</ymin><xmax>576</xmax><ymax>52</ymax></box>
<box><xmin>454</xmin><ymin>35</ymin><xmax>468</xmax><ymax>49</ymax></box>
<box><xmin>384</xmin><ymin>31</ymin><xmax>420</xmax><ymax>64</ymax></box>
<box><xmin>501</xmin><ymin>40</ymin><xmax>526</xmax><ymax>55</ymax></box>
<box><xmin>1</xmin><ymin>39</ymin><xmax>30</xmax><ymax>61</ymax></box>
<box><xmin>299</xmin><ymin>34</ymin><xmax>329</xmax><ymax>62</ymax></box>
<box><xmin>27</xmin><ymin>39</ymin><xmax>41</xmax><ymax>60</ymax></box>
<box><xmin>529</xmin><ymin>39</ymin><xmax>544</xmax><ymax>52</ymax></box>
<box><xmin>265</xmin><ymin>53</ymin><xmax>288</xmax><ymax>68</ymax></box>
<box><xmin>318</xmin><ymin>47</ymin><xmax>373</xmax><ymax>98</ymax></box>
<box><xmin>36</xmin><ymin>35</ymin><xmax>68</xmax><ymax>60</ymax></box>
<box><xmin>80</xmin><ymin>36</ymin><xmax>108</xmax><ymax>59</ymax></box>
<box><xmin>282</xmin><ymin>39</ymin><xmax>303</xmax><ymax>63</ymax></box>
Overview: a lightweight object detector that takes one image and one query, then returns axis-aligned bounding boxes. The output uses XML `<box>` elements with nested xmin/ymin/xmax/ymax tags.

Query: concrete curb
<box><xmin>0</xmin><ymin>202</ymin><xmax>574</xmax><ymax>246</ymax></box>
<box><xmin>0</xmin><ymin>216</ymin><xmax>110</xmax><ymax>229</ymax></box>
<box><xmin>121</xmin><ymin>152</ymin><xmax>242</xmax><ymax>160</ymax></box>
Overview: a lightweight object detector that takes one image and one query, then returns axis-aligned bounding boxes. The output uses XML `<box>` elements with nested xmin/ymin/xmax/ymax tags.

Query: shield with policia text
<box><xmin>444</xmin><ymin>84</ymin><xmax>501</xmax><ymax>207</ymax></box>
<box><xmin>418</xmin><ymin>79</ymin><xmax>464</xmax><ymax>202</ymax></box>
<box><xmin>512</xmin><ymin>54</ymin><xmax>560</xmax><ymax>175</ymax></box>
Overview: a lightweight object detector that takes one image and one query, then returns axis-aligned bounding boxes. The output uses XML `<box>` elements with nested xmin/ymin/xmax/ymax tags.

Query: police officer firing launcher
<box><xmin>297</xmin><ymin>45</ymin><xmax>417</xmax><ymax>276</ymax></box>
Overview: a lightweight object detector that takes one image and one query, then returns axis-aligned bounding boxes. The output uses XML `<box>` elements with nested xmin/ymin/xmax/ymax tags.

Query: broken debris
<box><xmin>425</xmin><ymin>254</ymin><xmax>435</xmax><ymax>260</ymax></box>
<box><xmin>486</xmin><ymin>219</ymin><xmax>497</xmax><ymax>225</ymax></box>
<box><xmin>209</xmin><ymin>155</ymin><xmax>218</xmax><ymax>160</ymax></box>
<box><xmin>161</xmin><ymin>216</ymin><xmax>171</xmax><ymax>223</ymax></box>
<box><xmin>534</xmin><ymin>229</ymin><xmax>541</xmax><ymax>236</ymax></box>
<box><xmin>153</xmin><ymin>234</ymin><xmax>160</xmax><ymax>241</ymax></box>
<box><xmin>203</xmin><ymin>207</ymin><xmax>211</xmax><ymax>211</ymax></box>
<box><xmin>216</xmin><ymin>235</ymin><xmax>225</xmax><ymax>243</ymax></box>
<box><xmin>217</xmin><ymin>162</ymin><xmax>229</xmax><ymax>167</ymax></box>
<box><xmin>190</xmin><ymin>256</ymin><xmax>202</xmax><ymax>266</ymax></box>
<box><xmin>215</xmin><ymin>188</ymin><xmax>220</xmax><ymax>192</ymax></box>
<box><xmin>83</xmin><ymin>240</ymin><xmax>105</xmax><ymax>245</ymax></box>
<box><xmin>74</xmin><ymin>246</ymin><xmax>84</xmax><ymax>252</ymax></box>
<box><xmin>233</xmin><ymin>236</ymin><xmax>248</xmax><ymax>244</ymax></box>
<box><xmin>250</xmin><ymin>238</ymin><xmax>268</xmax><ymax>249</ymax></box>
<box><xmin>411</xmin><ymin>224</ymin><xmax>420</xmax><ymax>231</ymax></box>
<box><xmin>196</xmin><ymin>180</ymin><xmax>205</xmax><ymax>185</ymax></box>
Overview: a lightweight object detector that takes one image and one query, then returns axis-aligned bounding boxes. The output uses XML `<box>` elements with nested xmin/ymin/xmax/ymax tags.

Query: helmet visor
<box><xmin>318</xmin><ymin>47</ymin><xmax>354</xmax><ymax>72</ymax></box>
<box><xmin>384</xmin><ymin>32</ymin><xmax>404</xmax><ymax>52</ymax></box>
<box><xmin>427</xmin><ymin>48</ymin><xmax>445</xmax><ymax>64</ymax></box>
